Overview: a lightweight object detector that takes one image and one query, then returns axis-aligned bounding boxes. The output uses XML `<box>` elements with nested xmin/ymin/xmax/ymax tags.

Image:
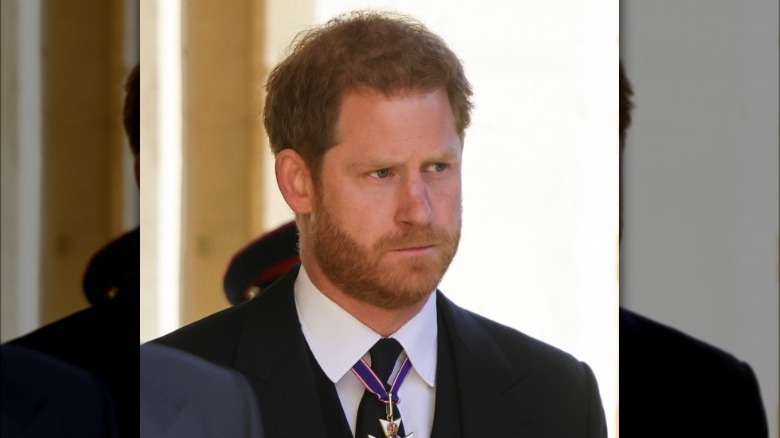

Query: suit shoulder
<box><xmin>153</xmin><ymin>268</ymin><xmax>299</xmax><ymax>368</ymax></box>
<box><xmin>140</xmin><ymin>343</ymin><xmax>264</xmax><ymax>438</ymax></box>
<box><xmin>438</xmin><ymin>294</ymin><xmax>608</xmax><ymax>436</ymax></box>
<box><xmin>620</xmin><ymin>307</ymin><xmax>747</xmax><ymax>372</ymax></box>
<box><xmin>619</xmin><ymin>307</ymin><xmax>766</xmax><ymax>419</ymax></box>
<box><xmin>439</xmin><ymin>293</ymin><xmax>589</xmax><ymax>377</ymax></box>
<box><xmin>140</xmin><ymin>343</ymin><xmax>255</xmax><ymax>398</ymax></box>
<box><xmin>619</xmin><ymin>309</ymin><xmax>767</xmax><ymax>435</ymax></box>
<box><xmin>11</xmin><ymin>306</ymin><xmax>100</xmax><ymax>346</ymax></box>
<box><xmin>474</xmin><ymin>309</ymin><xmax>586</xmax><ymax>370</ymax></box>
<box><xmin>151</xmin><ymin>300</ymin><xmax>252</xmax><ymax>367</ymax></box>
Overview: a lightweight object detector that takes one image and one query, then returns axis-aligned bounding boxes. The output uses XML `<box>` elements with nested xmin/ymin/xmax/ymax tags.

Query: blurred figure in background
<box><xmin>1</xmin><ymin>343</ymin><xmax>117</xmax><ymax>437</ymax></box>
<box><xmin>618</xmin><ymin>61</ymin><xmax>768</xmax><ymax>437</ymax></box>
<box><xmin>140</xmin><ymin>342</ymin><xmax>264</xmax><ymax>438</ymax></box>
<box><xmin>5</xmin><ymin>64</ymin><xmax>140</xmax><ymax>438</ymax></box>
<box><xmin>223</xmin><ymin>220</ymin><xmax>299</xmax><ymax>305</ymax></box>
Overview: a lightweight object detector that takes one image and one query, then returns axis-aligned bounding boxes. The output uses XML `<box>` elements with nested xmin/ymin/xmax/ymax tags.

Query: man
<box><xmin>155</xmin><ymin>11</ymin><xmax>607</xmax><ymax>438</ymax></box>
<box><xmin>619</xmin><ymin>61</ymin><xmax>768</xmax><ymax>437</ymax></box>
<box><xmin>7</xmin><ymin>64</ymin><xmax>140</xmax><ymax>437</ymax></box>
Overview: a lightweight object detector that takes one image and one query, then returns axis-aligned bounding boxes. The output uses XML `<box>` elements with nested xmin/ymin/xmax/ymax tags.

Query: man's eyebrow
<box><xmin>345</xmin><ymin>148</ymin><xmax>461</xmax><ymax>171</ymax></box>
<box><xmin>428</xmin><ymin>149</ymin><xmax>461</xmax><ymax>162</ymax></box>
<box><xmin>346</xmin><ymin>158</ymin><xmax>400</xmax><ymax>172</ymax></box>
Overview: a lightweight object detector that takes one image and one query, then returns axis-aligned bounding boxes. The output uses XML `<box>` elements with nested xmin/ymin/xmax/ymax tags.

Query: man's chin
<box><xmin>374</xmin><ymin>264</ymin><xmax>445</xmax><ymax>303</ymax></box>
<box><xmin>321</xmin><ymin>258</ymin><xmax>445</xmax><ymax>310</ymax></box>
<box><xmin>365</xmin><ymin>285</ymin><xmax>434</xmax><ymax>310</ymax></box>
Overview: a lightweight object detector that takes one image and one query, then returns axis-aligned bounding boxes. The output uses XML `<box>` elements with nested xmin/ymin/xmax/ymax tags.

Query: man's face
<box><xmin>307</xmin><ymin>88</ymin><xmax>462</xmax><ymax>309</ymax></box>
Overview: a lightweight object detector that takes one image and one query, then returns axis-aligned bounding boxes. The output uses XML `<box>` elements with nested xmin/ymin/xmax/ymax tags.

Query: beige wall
<box><xmin>40</xmin><ymin>0</ymin><xmax>131</xmax><ymax>323</ymax></box>
<box><xmin>177</xmin><ymin>0</ymin><xmax>267</xmax><ymax>326</ymax></box>
<box><xmin>1</xmin><ymin>0</ymin><xmax>22</xmax><ymax>340</ymax></box>
<box><xmin>139</xmin><ymin>0</ymin><xmax>158</xmax><ymax>341</ymax></box>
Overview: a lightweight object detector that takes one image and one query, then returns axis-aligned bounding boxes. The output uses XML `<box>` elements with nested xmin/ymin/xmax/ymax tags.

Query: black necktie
<box><xmin>355</xmin><ymin>338</ymin><xmax>407</xmax><ymax>438</ymax></box>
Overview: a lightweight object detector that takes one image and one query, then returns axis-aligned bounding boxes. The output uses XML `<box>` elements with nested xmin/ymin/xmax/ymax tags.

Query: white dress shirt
<box><xmin>294</xmin><ymin>265</ymin><xmax>437</xmax><ymax>438</ymax></box>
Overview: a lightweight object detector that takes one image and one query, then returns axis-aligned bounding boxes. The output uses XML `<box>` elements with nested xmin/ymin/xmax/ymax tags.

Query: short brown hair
<box><xmin>263</xmin><ymin>10</ymin><xmax>473</xmax><ymax>176</ymax></box>
<box><xmin>123</xmin><ymin>64</ymin><xmax>139</xmax><ymax>154</ymax></box>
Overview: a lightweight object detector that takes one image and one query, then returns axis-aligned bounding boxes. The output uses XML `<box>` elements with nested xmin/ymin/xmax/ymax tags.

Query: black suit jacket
<box><xmin>155</xmin><ymin>266</ymin><xmax>607</xmax><ymax>437</ymax></box>
<box><xmin>620</xmin><ymin>307</ymin><xmax>768</xmax><ymax>437</ymax></box>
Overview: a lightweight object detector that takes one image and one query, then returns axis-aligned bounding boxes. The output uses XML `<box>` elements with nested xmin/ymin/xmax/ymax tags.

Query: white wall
<box><xmin>620</xmin><ymin>1</ymin><xmax>779</xmax><ymax>436</ymax></box>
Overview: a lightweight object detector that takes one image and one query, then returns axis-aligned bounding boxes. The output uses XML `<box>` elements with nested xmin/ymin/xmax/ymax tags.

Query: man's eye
<box><xmin>427</xmin><ymin>163</ymin><xmax>448</xmax><ymax>172</ymax></box>
<box><xmin>370</xmin><ymin>169</ymin><xmax>391</xmax><ymax>179</ymax></box>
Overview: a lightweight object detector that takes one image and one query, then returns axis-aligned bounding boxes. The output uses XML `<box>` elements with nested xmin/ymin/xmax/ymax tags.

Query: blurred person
<box><xmin>6</xmin><ymin>64</ymin><xmax>140</xmax><ymax>437</ymax></box>
<box><xmin>1</xmin><ymin>343</ymin><xmax>117</xmax><ymax>437</ymax></box>
<box><xmin>618</xmin><ymin>61</ymin><xmax>768</xmax><ymax>437</ymax></box>
<box><xmin>140</xmin><ymin>342</ymin><xmax>264</xmax><ymax>438</ymax></box>
<box><xmin>223</xmin><ymin>220</ymin><xmax>300</xmax><ymax>305</ymax></box>
<box><xmin>155</xmin><ymin>10</ymin><xmax>607</xmax><ymax>438</ymax></box>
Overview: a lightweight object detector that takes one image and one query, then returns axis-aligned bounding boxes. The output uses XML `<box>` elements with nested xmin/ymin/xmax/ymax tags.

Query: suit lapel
<box><xmin>431</xmin><ymin>305</ymin><xmax>461</xmax><ymax>438</ymax></box>
<box><xmin>230</xmin><ymin>266</ymin><xmax>332</xmax><ymax>437</ymax></box>
<box><xmin>436</xmin><ymin>292</ymin><xmax>523</xmax><ymax>437</ymax></box>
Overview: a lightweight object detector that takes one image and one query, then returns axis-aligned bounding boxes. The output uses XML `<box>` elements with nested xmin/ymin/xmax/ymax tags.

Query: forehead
<box><xmin>330</xmin><ymin>88</ymin><xmax>461</xmax><ymax>161</ymax></box>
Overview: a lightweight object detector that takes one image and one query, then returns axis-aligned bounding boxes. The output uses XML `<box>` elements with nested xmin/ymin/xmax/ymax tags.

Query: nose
<box><xmin>395</xmin><ymin>173</ymin><xmax>433</xmax><ymax>227</ymax></box>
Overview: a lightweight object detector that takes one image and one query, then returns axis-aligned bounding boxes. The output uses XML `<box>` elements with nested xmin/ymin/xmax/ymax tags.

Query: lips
<box><xmin>389</xmin><ymin>240</ymin><xmax>436</xmax><ymax>250</ymax></box>
<box><xmin>392</xmin><ymin>244</ymin><xmax>436</xmax><ymax>254</ymax></box>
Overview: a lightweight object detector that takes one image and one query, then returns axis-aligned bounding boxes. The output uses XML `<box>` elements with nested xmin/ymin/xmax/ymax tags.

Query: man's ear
<box><xmin>275</xmin><ymin>149</ymin><xmax>314</xmax><ymax>214</ymax></box>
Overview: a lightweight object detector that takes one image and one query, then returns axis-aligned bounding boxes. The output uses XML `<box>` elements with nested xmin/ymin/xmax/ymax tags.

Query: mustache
<box><xmin>373</xmin><ymin>226</ymin><xmax>457</xmax><ymax>251</ymax></box>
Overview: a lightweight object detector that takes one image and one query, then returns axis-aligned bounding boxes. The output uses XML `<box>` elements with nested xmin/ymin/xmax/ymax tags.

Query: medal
<box><xmin>369</xmin><ymin>393</ymin><xmax>413</xmax><ymax>438</ymax></box>
<box><xmin>352</xmin><ymin>357</ymin><xmax>414</xmax><ymax>437</ymax></box>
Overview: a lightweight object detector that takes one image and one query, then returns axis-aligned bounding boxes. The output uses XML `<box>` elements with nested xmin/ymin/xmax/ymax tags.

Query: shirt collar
<box><xmin>294</xmin><ymin>265</ymin><xmax>437</xmax><ymax>387</ymax></box>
